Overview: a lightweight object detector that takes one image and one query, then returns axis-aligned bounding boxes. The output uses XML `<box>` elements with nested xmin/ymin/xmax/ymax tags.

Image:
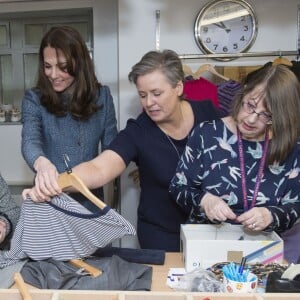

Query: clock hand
<box><xmin>220</xmin><ymin>22</ymin><xmax>231</xmax><ymax>33</ymax></box>
<box><xmin>213</xmin><ymin>22</ymin><xmax>231</xmax><ymax>33</ymax></box>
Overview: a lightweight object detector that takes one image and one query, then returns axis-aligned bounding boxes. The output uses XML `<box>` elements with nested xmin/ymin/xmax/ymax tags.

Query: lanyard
<box><xmin>237</xmin><ymin>128</ymin><xmax>269</xmax><ymax>211</ymax></box>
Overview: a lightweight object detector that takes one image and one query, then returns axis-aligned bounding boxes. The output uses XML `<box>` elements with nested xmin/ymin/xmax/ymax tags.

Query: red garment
<box><xmin>183</xmin><ymin>77</ymin><xmax>219</xmax><ymax>108</ymax></box>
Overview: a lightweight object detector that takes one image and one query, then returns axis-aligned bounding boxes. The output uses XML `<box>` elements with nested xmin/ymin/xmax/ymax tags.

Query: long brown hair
<box><xmin>37</xmin><ymin>25</ymin><xmax>101</xmax><ymax>120</ymax></box>
<box><xmin>231</xmin><ymin>64</ymin><xmax>300</xmax><ymax>164</ymax></box>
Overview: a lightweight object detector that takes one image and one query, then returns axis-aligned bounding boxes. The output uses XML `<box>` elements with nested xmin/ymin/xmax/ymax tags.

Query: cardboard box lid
<box><xmin>180</xmin><ymin>223</ymin><xmax>283</xmax><ymax>270</ymax></box>
<box><xmin>181</xmin><ymin>223</ymin><xmax>282</xmax><ymax>242</ymax></box>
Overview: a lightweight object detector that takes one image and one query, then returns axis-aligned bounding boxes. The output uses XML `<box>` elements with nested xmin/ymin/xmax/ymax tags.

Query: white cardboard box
<box><xmin>180</xmin><ymin>223</ymin><xmax>283</xmax><ymax>272</ymax></box>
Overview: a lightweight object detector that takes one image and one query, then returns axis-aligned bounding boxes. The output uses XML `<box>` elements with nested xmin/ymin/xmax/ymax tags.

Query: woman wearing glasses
<box><xmin>170</xmin><ymin>64</ymin><xmax>300</xmax><ymax>262</ymax></box>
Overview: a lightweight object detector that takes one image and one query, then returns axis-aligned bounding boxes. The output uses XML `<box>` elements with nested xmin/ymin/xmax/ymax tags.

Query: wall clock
<box><xmin>194</xmin><ymin>0</ymin><xmax>258</xmax><ymax>60</ymax></box>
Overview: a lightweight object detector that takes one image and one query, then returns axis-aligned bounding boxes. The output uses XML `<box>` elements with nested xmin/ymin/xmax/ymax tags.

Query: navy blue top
<box><xmin>170</xmin><ymin>119</ymin><xmax>300</xmax><ymax>232</ymax></box>
<box><xmin>108</xmin><ymin>100</ymin><xmax>220</xmax><ymax>251</ymax></box>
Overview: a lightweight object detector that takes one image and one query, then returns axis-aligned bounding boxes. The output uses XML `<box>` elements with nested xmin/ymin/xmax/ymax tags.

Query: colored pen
<box><xmin>238</xmin><ymin>257</ymin><xmax>247</xmax><ymax>274</ymax></box>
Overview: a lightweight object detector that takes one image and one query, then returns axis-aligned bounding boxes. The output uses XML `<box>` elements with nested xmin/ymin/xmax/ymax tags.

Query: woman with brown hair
<box><xmin>170</xmin><ymin>64</ymin><xmax>300</xmax><ymax>262</ymax></box>
<box><xmin>21</xmin><ymin>26</ymin><xmax>118</xmax><ymax>212</ymax></box>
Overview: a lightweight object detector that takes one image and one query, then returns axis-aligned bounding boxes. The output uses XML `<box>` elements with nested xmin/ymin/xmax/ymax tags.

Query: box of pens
<box><xmin>180</xmin><ymin>223</ymin><xmax>283</xmax><ymax>272</ymax></box>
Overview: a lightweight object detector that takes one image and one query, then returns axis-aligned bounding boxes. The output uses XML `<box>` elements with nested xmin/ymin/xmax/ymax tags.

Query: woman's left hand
<box><xmin>0</xmin><ymin>219</ymin><xmax>6</xmax><ymax>243</ymax></box>
<box><xmin>236</xmin><ymin>207</ymin><xmax>273</xmax><ymax>231</ymax></box>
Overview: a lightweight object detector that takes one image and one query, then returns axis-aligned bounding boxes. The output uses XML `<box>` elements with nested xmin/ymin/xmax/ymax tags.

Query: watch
<box><xmin>194</xmin><ymin>0</ymin><xmax>257</xmax><ymax>59</ymax></box>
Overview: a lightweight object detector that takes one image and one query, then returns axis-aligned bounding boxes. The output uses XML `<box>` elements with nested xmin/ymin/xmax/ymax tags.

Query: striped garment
<box><xmin>0</xmin><ymin>193</ymin><xmax>136</xmax><ymax>268</ymax></box>
<box><xmin>217</xmin><ymin>80</ymin><xmax>242</xmax><ymax>115</ymax></box>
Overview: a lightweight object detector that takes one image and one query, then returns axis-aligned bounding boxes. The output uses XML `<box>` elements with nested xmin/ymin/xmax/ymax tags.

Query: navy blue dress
<box><xmin>108</xmin><ymin>100</ymin><xmax>220</xmax><ymax>251</ymax></box>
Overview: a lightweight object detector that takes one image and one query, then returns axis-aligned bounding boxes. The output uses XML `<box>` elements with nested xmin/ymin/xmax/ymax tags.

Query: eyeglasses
<box><xmin>242</xmin><ymin>101</ymin><xmax>272</xmax><ymax>124</ymax></box>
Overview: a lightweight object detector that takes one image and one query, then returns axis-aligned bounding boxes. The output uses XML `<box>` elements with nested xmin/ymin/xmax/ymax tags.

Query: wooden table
<box><xmin>151</xmin><ymin>252</ymin><xmax>183</xmax><ymax>291</ymax></box>
<box><xmin>7</xmin><ymin>253</ymin><xmax>300</xmax><ymax>299</ymax></box>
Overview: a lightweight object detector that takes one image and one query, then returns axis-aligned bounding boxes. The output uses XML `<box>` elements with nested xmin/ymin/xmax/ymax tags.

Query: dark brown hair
<box><xmin>231</xmin><ymin>64</ymin><xmax>300</xmax><ymax>164</ymax></box>
<box><xmin>37</xmin><ymin>25</ymin><xmax>101</xmax><ymax>120</ymax></box>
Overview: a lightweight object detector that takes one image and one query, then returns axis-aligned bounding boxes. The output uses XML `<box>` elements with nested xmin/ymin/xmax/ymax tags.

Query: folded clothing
<box><xmin>21</xmin><ymin>255</ymin><xmax>152</xmax><ymax>291</ymax></box>
<box><xmin>93</xmin><ymin>246</ymin><xmax>165</xmax><ymax>265</ymax></box>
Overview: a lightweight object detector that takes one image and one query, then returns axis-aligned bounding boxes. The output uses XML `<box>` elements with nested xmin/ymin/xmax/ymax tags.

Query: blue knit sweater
<box><xmin>21</xmin><ymin>85</ymin><xmax>118</xmax><ymax>173</ymax></box>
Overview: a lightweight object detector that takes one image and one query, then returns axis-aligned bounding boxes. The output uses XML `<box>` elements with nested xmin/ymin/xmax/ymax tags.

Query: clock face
<box><xmin>194</xmin><ymin>0</ymin><xmax>257</xmax><ymax>57</ymax></box>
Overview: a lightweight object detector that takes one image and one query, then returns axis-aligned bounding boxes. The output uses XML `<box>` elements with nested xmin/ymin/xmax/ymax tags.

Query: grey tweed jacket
<box><xmin>21</xmin><ymin>85</ymin><xmax>118</xmax><ymax>173</ymax></box>
<box><xmin>0</xmin><ymin>174</ymin><xmax>20</xmax><ymax>249</ymax></box>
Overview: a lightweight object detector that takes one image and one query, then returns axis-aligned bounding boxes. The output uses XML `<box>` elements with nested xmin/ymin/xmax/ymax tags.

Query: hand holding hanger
<box><xmin>58</xmin><ymin>154</ymin><xmax>106</xmax><ymax>210</ymax></box>
<box><xmin>57</xmin><ymin>172</ymin><xmax>106</xmax><ymax>210</ymax></box>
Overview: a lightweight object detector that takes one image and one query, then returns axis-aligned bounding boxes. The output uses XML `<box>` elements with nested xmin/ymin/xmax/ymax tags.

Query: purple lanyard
<box><xmin>237</xmin><ymin>128</ymin><xmax>269</xmax><ymax>211</ymax></box>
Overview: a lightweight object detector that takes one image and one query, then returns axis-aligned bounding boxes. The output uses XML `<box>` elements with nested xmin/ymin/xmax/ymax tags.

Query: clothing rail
<box><xmin>179</xmin><ymin>50</ymin><xmax>299</xmax><ymax>60</ymax></box>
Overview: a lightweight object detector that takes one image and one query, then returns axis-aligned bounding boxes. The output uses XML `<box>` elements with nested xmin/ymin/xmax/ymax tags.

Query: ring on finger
<box><xmin>251</xmin><ymin>223</ymin><xmax>256</xmax><ymax>229</ymax></box>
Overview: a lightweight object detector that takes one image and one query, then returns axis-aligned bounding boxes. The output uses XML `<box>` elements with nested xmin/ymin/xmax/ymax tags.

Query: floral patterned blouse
<box><xmin>169</xmin><ymin>119</ymin><xmax>300</xmax><ymax>232</ymax></box>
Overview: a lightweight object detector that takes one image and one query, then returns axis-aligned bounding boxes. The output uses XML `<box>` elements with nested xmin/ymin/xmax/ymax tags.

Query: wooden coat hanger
<box><xmin>57</xmin><ymin>171</ymin><xmax>106</xmax><ymax>210</ymax></box>
<box><xmin>272</xmin><ymin>55</ymin><xmax>293</xmax><ymax>67</ymax></box>
<box><xmin>58</xmin><ymin>153</ymin><xmax>106</xmax><ymax>210</ymax></box>
<box><xmin>69</xmin><ymin>258</ymin><xmax>102</xmax><ymax>277</ymax></box>
<box><xmin>14</xmin><ymin>272</ymin><xmax>32</xmax><ymax>300</ymax></box>
<box><xmin>57</xmin><ymin>170</ymin><xmax>104</xmax><ymax>277</ymax></box>
<box><xmin>183</xmin><ymin>64</ymin><xmax>195</xmax><ymax>77</ymax></box>
<box><xmin>194</xmin><ymin>63</ymin><xmax>230</xmax><ymax>80</ymax></box>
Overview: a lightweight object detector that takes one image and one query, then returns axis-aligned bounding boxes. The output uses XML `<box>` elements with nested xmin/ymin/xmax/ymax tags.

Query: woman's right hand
<box><xmin>200</xmin><ymin>192</ymin><xmax>237</xmax><ymax>223</ymax></box>
<box><xmin>23</xmin><ymin>156</ymin><xmax>61</xmax><ymax>202</ymax></box>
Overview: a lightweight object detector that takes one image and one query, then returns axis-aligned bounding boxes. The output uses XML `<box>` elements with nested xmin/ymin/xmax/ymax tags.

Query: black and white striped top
<box><xmin>0</xmin><ymin>193</ymin><xmax>136</xmax><ymax>268</ymax></box>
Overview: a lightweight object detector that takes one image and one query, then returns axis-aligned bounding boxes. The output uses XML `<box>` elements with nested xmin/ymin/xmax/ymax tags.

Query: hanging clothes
<box><xmin>183</xmin><ymin>77</ymin><xmax>219</xmax><ymax>109</ymax></box>
<box><xmin>0</xmin><ymin>193</ymin><xmax>136</xmax><ymax>268</ymax></box>
<box><xmin>217</xmin><ymin>80</ymin><xmax>242</xmax><ymax>115</ymax></box>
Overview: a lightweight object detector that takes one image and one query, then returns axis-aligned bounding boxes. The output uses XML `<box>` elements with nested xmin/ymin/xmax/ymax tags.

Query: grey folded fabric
<box><xmin>0</xmin><ymin>260</ymin><xmax>28</xmax><ymax>288</ymax></box>
<box><xmin>21</xmin><ymin>255</ymin><xmax>152</xmax><ymax>291</ymax></box>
